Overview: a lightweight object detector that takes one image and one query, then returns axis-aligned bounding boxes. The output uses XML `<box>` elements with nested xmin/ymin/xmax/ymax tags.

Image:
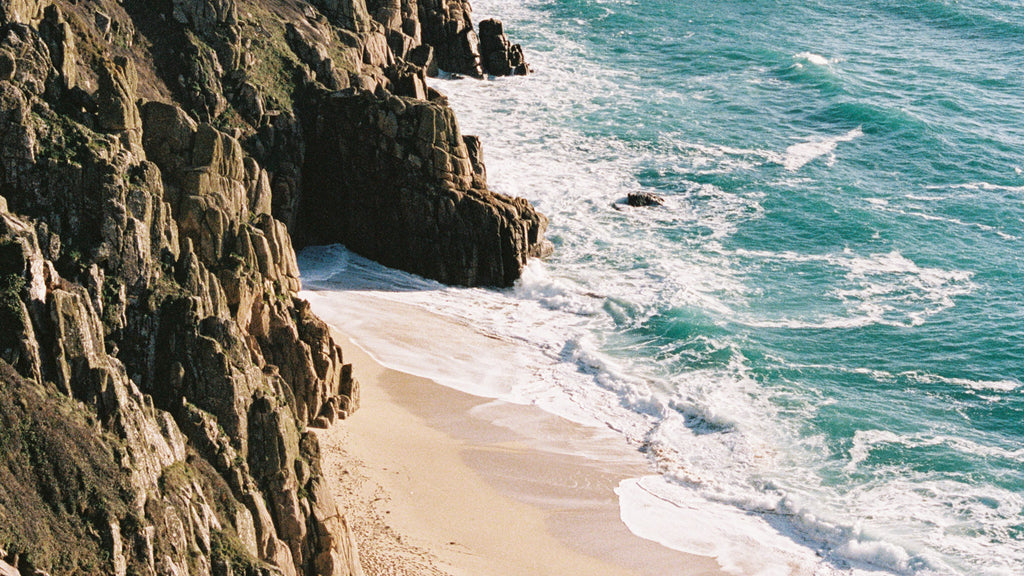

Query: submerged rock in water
<box><xmin>627</xmin><ymin>192</ymin><xmax>666</xmax><ymax>207</ymax></box>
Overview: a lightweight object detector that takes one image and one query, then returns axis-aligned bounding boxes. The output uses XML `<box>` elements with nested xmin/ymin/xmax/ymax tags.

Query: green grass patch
<box><xmin>30</xmin><ymin>105</ymin><xmax>106</xmax><ymax>167</ymax></box>
<box><xmin>0</xmin><ymin>361</ymin><xmax>131</xmax><ymax>574</ymax></box>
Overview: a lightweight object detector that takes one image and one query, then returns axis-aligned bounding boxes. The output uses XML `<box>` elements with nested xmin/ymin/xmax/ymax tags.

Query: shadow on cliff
<box><xmin>297</xmin><ymin>244</ymin><xmax>458</xmax><ymax>294</ymax></box>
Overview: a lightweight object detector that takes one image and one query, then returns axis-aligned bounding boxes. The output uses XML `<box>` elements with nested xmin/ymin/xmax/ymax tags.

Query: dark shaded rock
<box><xmin>417</xmin><ymin>0</ymin><xmax>482</xmax><ymax>76</ymax></box>
<box><xmin>245</xmin><ymin>110</ymin><xmax>307</xmax><ymax>231</ymax></box>
<box><xmin>627</xmin><ymin>191</ymin><xmax>666</xmax><ymax>207</ymax></box>
<box><xmin>176</xmin><ymin>32</ymin><xmax>228</xmax><ymax>122</ymax></box>
<box><xmin>385</xmin><ymin>62</ymin><xmax>427</xmax><ymax>99</ymax></box>
<box><xmin>0</xmin><ymin>52</ymin><xmax>15</xmax><ymax>82</ymax></box>
<box><xmin>407</xmin><ymin>43</ymin><xmax>438</xmax><ymax>77</ymax></box>
<box><xmin>462</xmin><ymin>134</ymin><xmax>486</xmax><ymax>189</ymax></box>
<box><xmin>478</xmin><ymin>18</ymin><xmax>530</xmax><ymax>76</ymax></box>
<box><xmin>311</xmin><ymin>0</ymin><xmax>373</xmax><ymax>34</ymax></box>
<box><xmin>387</xmin><ymin>29</ymin><xmax>416</xmax><ymax>61</ymax></box>
<box><xmin>298</xmin><ymin>90</ymin><xmax>550</xmax><ymax>287</ymax></box>
<box><xmin>426</xmin><ymin>85</ymin><xmax>448</xmax><ymax>105</ymax></box>
<box><xmin>37</xmin><ymin>5</ymin><xmax>78</xmax><ymax>92</ymax></box>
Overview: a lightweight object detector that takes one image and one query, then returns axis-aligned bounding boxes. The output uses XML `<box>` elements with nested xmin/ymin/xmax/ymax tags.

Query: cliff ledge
<box><xmin>0</xmin><ymin>0</ymin><xmax>544</xmax><ymax>574</ymax></box>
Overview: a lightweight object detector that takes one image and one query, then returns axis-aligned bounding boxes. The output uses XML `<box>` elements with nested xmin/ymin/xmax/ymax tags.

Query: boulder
<box><xmin>478</xmin><ymin>18</ymin><xmax>530</xmax><ymax>76</ymax></box>
<box><xmin>407</xmin><ymin>44</ymin><xmax>438</xmax><ymax>77</ymax></box>
<box><xmin>385</xmin><ymin>62</ymin><xmax>427</xmax><ymax>99</ymax></box>
<box><xmin>627</xmin><ymin>191</ymin><xmax>665</xmax><ymax>207</ymax></box>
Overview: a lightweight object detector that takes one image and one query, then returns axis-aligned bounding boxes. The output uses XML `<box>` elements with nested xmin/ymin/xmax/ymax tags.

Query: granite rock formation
<box><xmin>415</xmin><ymin>2</ymin><xmax>531</xmax><ymax>77</ymax></box>
<box><xmin>1</xmin><ymin>3</ymin><xmax>359</xmax><ymax>575</ymax></box>
<box><xmin>479</xmin><ymin>18</ymin><xmax>530</xmax><ymax>76</ymax></box>
<box><xmin>0</xmin><ymin>0</ymin><xmax>543</xmax><ymax>573</ymax></box>
<box><xmin>417</xmin><ymin>0</ymin><xmax>482</xmax><ymax>76</ymax></box>
<box><xmin>298</xmin><ymin>90</ymin><xmax>550</xmax><ymax>286</ymax></box>
<box><xmin>627</xmin><ymin>192</ymin><xmax>666</xmax><ymax>207</ymax></box>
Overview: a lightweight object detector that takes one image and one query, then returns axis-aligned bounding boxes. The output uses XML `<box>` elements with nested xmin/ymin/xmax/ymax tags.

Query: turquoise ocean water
<box><xmin>303</xmin><ymin>1</ymin><xmax>1024</xmax><ymax>573</ymax></box>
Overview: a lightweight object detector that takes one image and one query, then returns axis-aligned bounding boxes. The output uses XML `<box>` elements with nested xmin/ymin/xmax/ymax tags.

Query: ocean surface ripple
<box><xmin>303</xmin><ymin>1</ymin><xmax>1024</xmax><ymax>573</ymax></box>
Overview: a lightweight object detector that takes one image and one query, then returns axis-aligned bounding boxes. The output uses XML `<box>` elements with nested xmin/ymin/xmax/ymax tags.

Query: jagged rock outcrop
<box><xmin>1</xmin><ymin>0</ymin><xmax>543</xmax><ymax>572</ymax></box>
<box><xmin>141</xmin><ymin>0</ymin><xmax>543</xmax><ymax>288</ymax></box>
<box><xmin>412</xmin><ymin>2</ymin><xmax>530</xmax><ymax>77</ymax></box>
<box><xmin>298</xmin><ymin>90</ymin><xmax>550</xmax><ymax>287</ymax></box>
<box><xmin>0</xmin><ymin>6</ymin><xmax>361</xmax><ymax>575</ymax></box>
<box><xmin>312</xmin><ymin>0</ymin><xmax>373</xmax><ymax>35</ymax></box>
<box><xmin>0</xmin><ymin>0</ymin><xmax>46</xmax><ymax>27</ymax></box>
<box><xmin>478</xmin><ymin>18</ymin><xmax>530</xmax><ymax>76</ymax></box>
<box><xmin>627</xmin><ymin>191</ymin><xmax>665</xmax><ymax>207</ymax></box>
<box><xmin>417</xmin><ymin>0</ymin><xmax>482</xmax><ymax>76</ymax></box>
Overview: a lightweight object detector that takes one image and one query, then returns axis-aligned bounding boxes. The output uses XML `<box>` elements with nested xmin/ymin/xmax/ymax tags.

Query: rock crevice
<box><xmin>1</xmin><ymin>0</ymin><xmax>543</xmax><ymax>574</ymax></box>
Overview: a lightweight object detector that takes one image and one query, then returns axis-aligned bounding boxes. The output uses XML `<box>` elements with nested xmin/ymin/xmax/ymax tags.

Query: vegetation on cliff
<box><xmin>0</xmin><ymin>0</ymin><xmax>544</xmax><ymax>574</ymax></box>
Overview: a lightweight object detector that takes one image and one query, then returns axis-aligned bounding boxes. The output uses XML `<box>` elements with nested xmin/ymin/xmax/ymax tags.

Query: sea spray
<box><xmin>302</xmin><ymin>0</ymin><xmax>1024</xmax><ymax>572</ymax></box>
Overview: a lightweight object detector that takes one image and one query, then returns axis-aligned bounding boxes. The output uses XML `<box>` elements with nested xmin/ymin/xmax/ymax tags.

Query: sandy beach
<box><xmin>311</xmin><ymin>315</ymin><xmax>725</xmax><ymax>575</ymax></box>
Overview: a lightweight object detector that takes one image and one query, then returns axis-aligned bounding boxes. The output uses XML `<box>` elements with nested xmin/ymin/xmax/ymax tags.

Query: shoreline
<box><xmin>309</xmin><ymin>296</ymin><xmax>725</xmax><ymax>576</ymax></box>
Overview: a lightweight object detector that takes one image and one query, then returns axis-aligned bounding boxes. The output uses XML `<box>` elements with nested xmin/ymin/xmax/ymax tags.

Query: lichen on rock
<box><xmin>1</xmin><ymin>5</ymin><xmax>360</xmax><ymax>574</ymax></box>
<box><xmin>1</xmin><ymin>0</ymin><xmax>544</xmax><ymax>573</ymax></box>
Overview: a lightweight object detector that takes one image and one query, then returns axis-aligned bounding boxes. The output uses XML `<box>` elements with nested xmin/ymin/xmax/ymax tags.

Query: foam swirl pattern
<box><xmin>303</xmin><ymin>1</ymin><xmax>1024</xmax><ymax>573</ymax></box>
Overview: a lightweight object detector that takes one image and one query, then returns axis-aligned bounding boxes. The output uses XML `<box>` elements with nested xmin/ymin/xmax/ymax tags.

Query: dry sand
<box><xmin>314</xmin><ymin>327</ymin><xmax>726</xmax><ymax>576</ymax></box>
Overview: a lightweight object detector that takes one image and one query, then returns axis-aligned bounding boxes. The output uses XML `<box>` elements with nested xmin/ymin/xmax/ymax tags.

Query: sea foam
<box><xmin>298</xmin><ymin>0</ymin><xmax>1024</xmax><ymax>572</ymax></box>
<box><xmin>782</xmin><ymin>127</ymin><xmax>863</xmax><ymax>171</ymax></box>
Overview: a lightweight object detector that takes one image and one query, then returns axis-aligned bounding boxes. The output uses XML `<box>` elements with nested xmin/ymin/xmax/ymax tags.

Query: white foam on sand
<box><xmin>617</xmin><ymin>476</ymin><xmax>824</xmax><ymax>576</ymax></box>
<box><xmin>298</xmin><ymin>246</ymin><xmax>654</xmax><ymax>437</ymax></box>
<box><xmin>614</xmin><ymin>475</ymin><xmax>928</xmax><ymax>576</ymax></box>
<box><xmin>298</xmin><ymin>246</ymin><xmax>976</xmax><ymax>576</ymax></box>
<box><xmin>294</xmin><ymin>0</ymin><xmax>1008</xmax><ymax>572</ymax></box>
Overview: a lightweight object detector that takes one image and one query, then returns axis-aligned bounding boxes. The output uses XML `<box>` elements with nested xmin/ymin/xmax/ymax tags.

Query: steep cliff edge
<box><xmin>1</xmin><ymin>4</ymin><xmax>360</xmax><ymax>574</ymax></box>
<box><xmin>297</xmin><ymin>90</ymin><xmax>549</xmax><ymax>287</ymax></box>
<box><xmin>280</xmin><ymin>0</ymin><xmax>547</xmax><ymax>286</ymax></box>
<box><xmin>1</xmin><ymin>0</ymin><xmax>543</xmax><ymax>574</ymax></box>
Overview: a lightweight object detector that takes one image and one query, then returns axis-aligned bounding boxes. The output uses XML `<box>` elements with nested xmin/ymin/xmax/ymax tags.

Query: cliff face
<box><xmin>298</xmin><ymin>90</ymin><xmax>548</xmax><ymax>286</ymax></box>
<box><xmin>1</xmin><ymin>3</ymin><xmax>360</xmax><ymax>574</ymax></box>
<box><xmin>277</xmin><ymin>0</ymin><xmax>546</xmax><ymax>286</ymax></box>
<box><xmin>0</xmin><ymin>0</ymin><xmax>544</xmax><ymax>573</ymax></box>
<box><xmin>0</xmin><ymin>0</ymin><xmax>543</xmax><ymax>574</ymax></box>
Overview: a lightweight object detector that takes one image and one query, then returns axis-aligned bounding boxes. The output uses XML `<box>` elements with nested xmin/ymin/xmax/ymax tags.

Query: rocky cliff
<box><xmin>297</xmin><ymin>90</ymin><xmax>549</xmax><ymax>286</ymax></box>
<box><xmin>0</xmin><ymin>0</ymin><xmax>544</xmax><ymax>574</ymax></box>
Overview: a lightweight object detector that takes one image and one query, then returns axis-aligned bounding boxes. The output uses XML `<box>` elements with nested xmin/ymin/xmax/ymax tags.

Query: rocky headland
<box><xmin>0</xmin><ymin>0</ymin><xmax>544</xmax><ymax>575</ymax></box>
